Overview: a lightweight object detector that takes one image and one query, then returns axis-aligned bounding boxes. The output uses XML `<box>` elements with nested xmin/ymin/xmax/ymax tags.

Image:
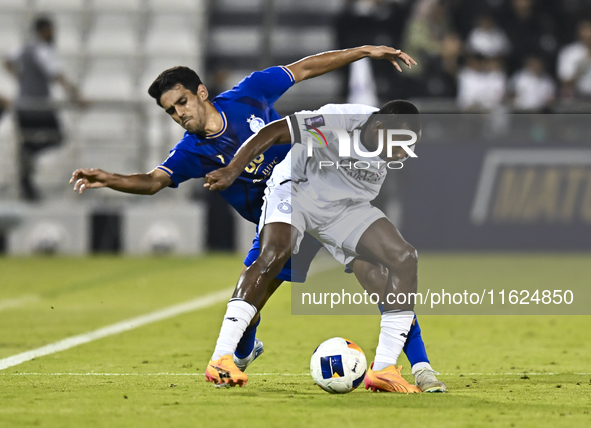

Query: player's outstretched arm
<box><xmin>4</xmin><ymin>59</ymin><xmax>17</xmax><ymax>77</ymax></box>
<box><xmin>70</xmin><ymin>168</ymin><xmax>172</xmax><ymax>195</ymax></box>
<box><xmin>56</xmin><ymin>74</ymin><xmax>89</xmax><ymax>108</ymax></box>
<box><xmin>286</xmin><ymin>45</ymin><xmax>417</xmax><ymax>83</ymax></box>
<box><xmin>204</xmin><ymin>119</ymin><xmax>291</xmax><ymax>191</ymax></box>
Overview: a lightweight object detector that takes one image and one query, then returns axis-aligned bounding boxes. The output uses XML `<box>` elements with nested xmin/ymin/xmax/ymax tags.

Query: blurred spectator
<box><xmin>501</xmin><ymin>0</ymin><xmax>558</xmax><ymax>74</ymax></box>
<box><xmin>4</xmin><ymin>16</ymin><xmax>87</xmax><ymax>201</ymax></box>
<box><xmin>332</xmin><ymin>0</ymin><xmax>591</xmax><ymax>108</ymax></box>
<box><xmin>457</xmin><ymin>55</ymin><xmax>507</xmax><ymax>111</ymax></box>
<box><xmin>423</xmin><ymin>33</ymin><xmax>462</xmax><ymax>97</ymax></box>
<box><xmin>403</xmin><ymin>0</ymin><xmax>454</xmax><ymax>80</ymax></box>
<box><xmin>447</xmin><ymin>0</ymin><xmax>506</xmax><ymax>40</ymax></box>
<box><xmin>466</xmin><ymin>14</ymin><xmax>511</xmax><ymax>58</ymax></box>
<box><xmin>555</xmin><ymin>0</ymin><xmax>591</xmax><ymax>43</ymax></box>
<box><xmin>508</xmin><ymin>56</ymin><xmax>556</xmax><ymax>111</ymax></box>
<box><xmin>335</xmin><ymin>0</ymin><xmax>411</xmax><ymax>102</ymax></box>
<box><xmin>557</xmin><ymin>19</ymin><xmax>591</xmax><ymax>99</ymax></box>
<box><xmin>336</xmin><ymin>0</ymin><xmax>409</xmax><ymax>50</ymax></box>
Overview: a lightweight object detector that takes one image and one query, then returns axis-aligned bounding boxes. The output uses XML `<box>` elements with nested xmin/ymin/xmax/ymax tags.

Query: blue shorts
<box><xmin>243</xmin><ymin>231</ymin><xmax>323</xmax><ymax>283</ymax></box>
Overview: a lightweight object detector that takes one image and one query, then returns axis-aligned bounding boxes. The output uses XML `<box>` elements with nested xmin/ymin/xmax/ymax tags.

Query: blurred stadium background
<box><xmin>0</xmin><ymin>0</ymin><xmax>590</xmax><ymax>256</ymax></box>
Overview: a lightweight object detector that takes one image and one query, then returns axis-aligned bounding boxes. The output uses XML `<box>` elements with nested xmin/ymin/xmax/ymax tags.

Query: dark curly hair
<box><xmin>148</xmin><ymin>66</ymin><xmax>203</xmax><ymax>107</ymax></box>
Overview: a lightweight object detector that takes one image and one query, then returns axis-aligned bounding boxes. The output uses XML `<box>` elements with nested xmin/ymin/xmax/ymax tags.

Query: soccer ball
<box><xmin>310</xmin><ymin>337</ymin><xmax>367</xmax><ymax>394</ymax></box>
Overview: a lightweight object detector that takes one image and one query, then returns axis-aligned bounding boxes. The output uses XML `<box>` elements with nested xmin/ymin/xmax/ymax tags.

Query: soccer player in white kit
<box><xmin>205</xmin><ymin>100</ymin><xmax>424</xmax><ymax>393</ymax></box>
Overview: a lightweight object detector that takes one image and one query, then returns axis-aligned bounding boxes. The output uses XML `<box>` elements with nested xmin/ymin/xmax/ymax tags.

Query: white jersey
<box><xmin>271</xmin><ymin>103</ymin><xmax>386</xmax><ymax>205</ymax></box>
<box><xmin>8</xmin><ymin>38</ymin><xmax>62</xmax><ymax>103</ymax></box>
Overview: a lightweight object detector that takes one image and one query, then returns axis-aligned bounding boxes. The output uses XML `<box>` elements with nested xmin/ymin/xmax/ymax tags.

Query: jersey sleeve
<box><xmin>156</xmin><ymin>149</ymin><xmax>203</xmax><ymax>188</ymax></box>
<box><xmin>238</xmin><ymin>66</ymin><xmax>295</xmax><ymax>106</ymax></box>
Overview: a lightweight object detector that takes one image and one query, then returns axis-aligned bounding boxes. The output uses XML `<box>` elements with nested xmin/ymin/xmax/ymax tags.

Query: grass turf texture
<box><xmin>0</xmin><ymin>254</ymin><xmax>590</xmax><ymax>428</ymax></box>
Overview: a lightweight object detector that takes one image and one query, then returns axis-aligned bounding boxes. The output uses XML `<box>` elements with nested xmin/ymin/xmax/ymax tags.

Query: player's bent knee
<box><xmin>385</xmin><ymin>244</ymin><xmax>418</xmax><ymax>272</ymax></box>
<box><xmin>404</xmin><ymin>246</ymin><xmax>419</xmax><ymax>268</ymax></box>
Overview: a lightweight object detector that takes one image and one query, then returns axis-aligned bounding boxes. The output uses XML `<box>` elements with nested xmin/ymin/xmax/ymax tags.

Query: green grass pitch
<box><xmin>0</xmin><ymin>254</ymin><xmax>590</xmax><ymax>428</ymax></box>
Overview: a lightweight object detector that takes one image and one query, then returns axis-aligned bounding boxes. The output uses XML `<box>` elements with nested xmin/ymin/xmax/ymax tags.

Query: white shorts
<box><xmin>259</xmin><ymin>179</ymin><xmax>386</xmax><ymax>265</ymax></box>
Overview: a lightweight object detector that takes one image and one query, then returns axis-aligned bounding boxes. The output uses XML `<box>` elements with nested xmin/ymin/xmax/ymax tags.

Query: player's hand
<box><xmin>0</xmin><ymin>96</ymin><xmax>11</xmax><ymax>109</ymax></box>
<box><xmin>75</xmin><ymin>97</ymin><xmax>91</xmax><ymax>109</ymax></box>
<box><xmin>204</xmin><ymin>166</ymin><xmax>241</xmax><ymax>192</ymax></box>
<box><xmin>69</xmin><ymin>168</ymin><xmax>110</xmax><ymax>194</ymax></box>
<box><xmin>365</xmin><ymin>46</ymin><xmax>417</xmax><ymax>72</ymax></box>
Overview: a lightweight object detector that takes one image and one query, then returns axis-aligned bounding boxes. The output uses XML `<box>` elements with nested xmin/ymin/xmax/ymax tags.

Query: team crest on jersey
<box><xmin>247</xmin><ymin>114</ymin><xmax>265</xmax><ymax>133</ymax></box>
<box><xmin>277</xmin><ymin>201</ymin><xmax>292</xmax><ymax>214</ymax></box>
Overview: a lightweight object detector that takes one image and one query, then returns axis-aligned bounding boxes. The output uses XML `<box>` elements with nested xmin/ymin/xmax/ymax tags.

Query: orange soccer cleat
<box><xmin>364</xmin><ymin>362</ymin><xmax>422</xmax><ymax>393</ymax></box>
<box><xmin>205</xmin><ymin>354</ymin><xmax>248</xmax><ymax>388</ymax></box>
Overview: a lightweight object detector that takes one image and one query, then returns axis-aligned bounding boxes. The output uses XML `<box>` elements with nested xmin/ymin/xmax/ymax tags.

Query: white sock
<box><xmin>412</xmin><ymin>362</ymin><xmax>433</xmax><ymax>374</ymax></box>
<box><xmin>373</xmin><ymin>311</ymin><xmax>414</xmax><ymax>371</ymax></box>
<box><xmin>211</xmin><ymin>299</ymin><xmax>257</xmax><ymax>360</ymax></box>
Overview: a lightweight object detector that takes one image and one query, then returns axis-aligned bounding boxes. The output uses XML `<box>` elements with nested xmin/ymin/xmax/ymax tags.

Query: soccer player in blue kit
<box><xmin>70</xmin><ymin>45</ymin><xmax>446</xmax><ymax>392</ymax></box>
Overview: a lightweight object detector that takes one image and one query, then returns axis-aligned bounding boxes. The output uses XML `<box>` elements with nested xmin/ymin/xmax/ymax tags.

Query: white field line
<box><xmin>0</xmin><ymin>258</ymin><xmax>338</xmax><ymax>371</ymax></box>
<box><xmin>0</xmin><ymin>294</ymin><xmax>40</xmax><ymax>311</ymax></box>
<box><xmin>0</xmin><ymin>288</ymin><xmax>233</xmax><ymax>371</ymax></box>
<box><xmin>3</xmin><ymin>372</ymin><xmax>590</xmax><ymax>376</ymax></box>
<box><xmin>3</xmin><ymin>372</ymin><xmax>308</xmax><ymax>376</ymax></box>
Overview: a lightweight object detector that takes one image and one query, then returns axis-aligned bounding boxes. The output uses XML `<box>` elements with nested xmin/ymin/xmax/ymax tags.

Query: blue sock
<box><xmin>377</xmin><ymin>306</ymin><xmax>430</xmax><ymax>366</ymax></box>
<box><xmin>234</xmin><ymin>315</ymin><xmax>260</xmax><ymax>359</ymax></box>
<box><xmin>403</xmin><ymin>315</ymin><xmax>430</xmax><ymax>366</ymax></box>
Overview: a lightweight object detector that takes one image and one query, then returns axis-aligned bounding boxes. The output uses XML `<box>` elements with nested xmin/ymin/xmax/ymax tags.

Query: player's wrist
<box><xmin>103</xmin><ymin>172</ymin><xmax>119</xmax><ymax>188</ymax></box>
<box><xmin>358</xmin><ymin>45</ymin><xmax>374</xmax><ymax>58</ymax></box>
<box><xmin>226</xmin><ymin>164</ymin><xmax>243</xmax><ymax>180</ymax></box>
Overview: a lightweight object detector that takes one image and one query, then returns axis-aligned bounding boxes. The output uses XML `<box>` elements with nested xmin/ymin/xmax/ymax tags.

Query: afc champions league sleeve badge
<box><xmin>247</xmin><ymin>114</ymin><xmax>265</xmax><ymax>133</ymax></box>
<box><xmin>277</xmin><ymin>201</ymin><xmax>292</xmax><ymax>214</ymax></box>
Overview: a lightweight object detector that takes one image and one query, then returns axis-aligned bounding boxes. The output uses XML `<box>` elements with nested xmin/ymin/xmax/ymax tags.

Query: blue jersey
<box><xmin>156</xmin><ymin>66</ymin><xmax>295</xmax><ymax>223</ymax></box>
